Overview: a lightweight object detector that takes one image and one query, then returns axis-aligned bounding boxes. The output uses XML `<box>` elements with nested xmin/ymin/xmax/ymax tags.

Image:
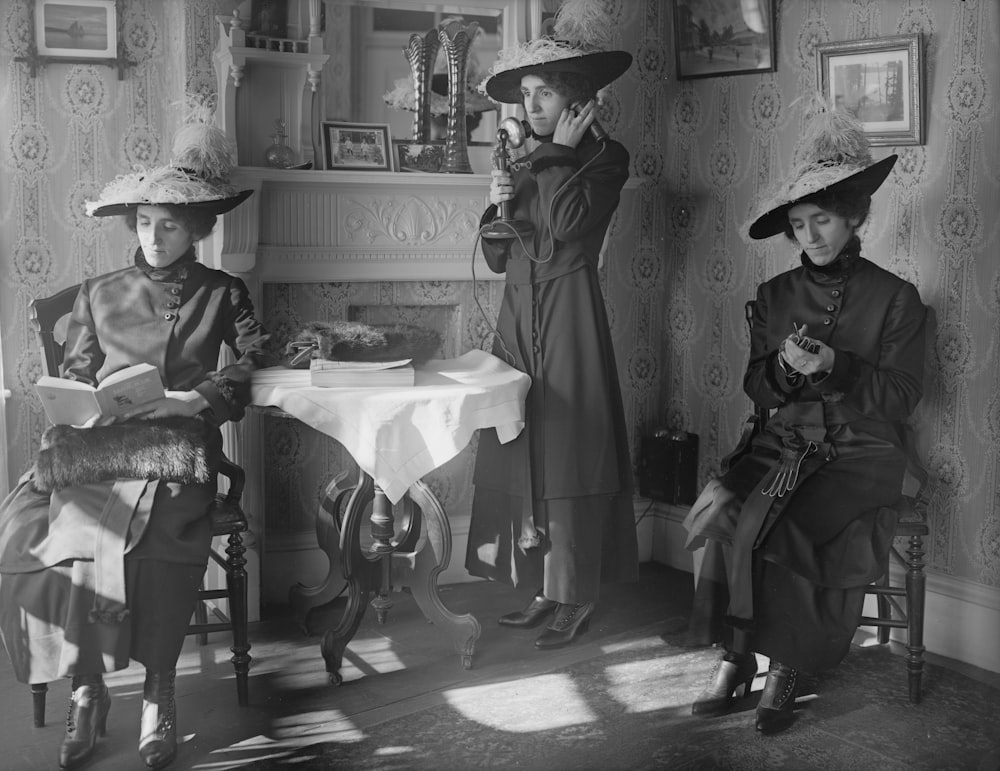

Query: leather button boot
<box><xmin>498</xmin><ymin>591</ymin><xmax>558</xmax><ymax>629</ymax></box>
<box><xmin>139</xmin><ymin>669</ymin><xmax>178</xmax><ymax>769</ymax></box>
<box><xmin>755</xmin><ymin>660</ymin><xmax>799</xmax><ymax>735</ymax></box>
<box><xmin>534</xmin><ymin>602</ymin><xmax>595</xmax><ymax>649</ymax></box>
<box><xmin>691</xmin><ymin>651</ymin><xmax>758</xmax><ymax>717</ymax></box>
<box><xmin>59</xmin><ymin>674</ymin><xmax>111</xmax><ymax>770</ymax></box>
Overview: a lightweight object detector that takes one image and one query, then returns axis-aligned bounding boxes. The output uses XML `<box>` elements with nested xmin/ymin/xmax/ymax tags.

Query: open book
<box><xmin>35</xmin><ymin>362</ymin><xmax>165</xmax><ymax>425</ymax></box>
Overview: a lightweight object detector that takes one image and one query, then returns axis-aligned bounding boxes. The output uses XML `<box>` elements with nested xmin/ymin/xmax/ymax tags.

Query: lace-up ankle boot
<box><xmin>59</xmin><ymin>674</ymin><xmax>111</xmax><ymax>770</ymax></box>
<box><xmin>755</xmin><ymin>660</ymin><xmax>799</xmax><ymax>734</ymax></box>
<box><xmin>139</xmin><ymin>669</ymin><xmax>177</xmax><ymax>769</ymax></box>
<box><xmin>691</xmin><ymin>651</ymin><xmax>758</xmax><ymax>717</ymax></box>
<box><xmin>534</xmin><ymin>602</ymin><xmax>595</xmax><ymax>649</ymax></box>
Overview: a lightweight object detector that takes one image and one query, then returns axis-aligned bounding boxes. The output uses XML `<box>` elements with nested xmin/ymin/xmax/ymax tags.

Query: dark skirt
<box><xmin>1</xmin><ymin>558</ymin><xmax>206</xmax><ymax>682</ymax></box>
<box><xmin>0</xmin><ymin>476</ymin><xmax>213</xmax><ymax>684</ymax></box>
<box><xmin>684</xmin><ymin>420</ymin><xmax>904</xmax><ymax>673</ymax></box>
<box><xmin>465</xmin><ymin>487</ymin><xmax>638</xmax><ymax>605</ymax></box>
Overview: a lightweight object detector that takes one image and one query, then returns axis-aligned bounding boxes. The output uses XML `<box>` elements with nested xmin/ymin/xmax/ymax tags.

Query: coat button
<box><xmin>171</xmin><ymin>287</ymin><xmax>181</xmax><ymax>295</ymax></box>
<box><xmin>167</xmin><ymin>301</ymin><xmax>179</xmax><ymax>309</ymax></box>
<box><xmin>831</xmin><ymin>289</ymin><xmax>841</xmax><ymax>297</ymax></box>
<box><xmin>823</xmin><ymin>317</ymin><xmax>832</xmax><ymax>325</ymax></box>
<box><xmin>826</xmin><ymin>304</ymin><xmax>836</xmax><ymax>312</ymax></box>
<box><xmin>532</xmin><ymin>344</ymin><xmax>541</xmax><ymax>354</ymax></box>
<box><xmin>164</xmin><ymin>312</ymin><xmax>175</xmax><ymax>321</ymax></box>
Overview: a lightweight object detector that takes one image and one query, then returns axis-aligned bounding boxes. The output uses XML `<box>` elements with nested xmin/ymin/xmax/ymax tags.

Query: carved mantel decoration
<box><xmin>202</xmin><ymin>167</ymin><xmax>496</xmax><ymax>283</ymax></box>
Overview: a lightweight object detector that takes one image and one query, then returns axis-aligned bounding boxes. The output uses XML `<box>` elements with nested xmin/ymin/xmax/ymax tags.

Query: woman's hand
<box><xmin>124</xmin><ymin>390</ymin><xmax>209</xmax><ymax>420</ymax></box>
<box><xmin>780</xmin><ymin>326</ymin><xmax>835</xmax><ymax>376</ymax></box>
<box><xmin>489</xmin><ymin>169</ymin><xmax>514</xmax><ymax>207</ymax></box>
<box><xmin>553</xmin><ymin>99</ymin><xmax>596</xmax><ymax>148</ymax></box>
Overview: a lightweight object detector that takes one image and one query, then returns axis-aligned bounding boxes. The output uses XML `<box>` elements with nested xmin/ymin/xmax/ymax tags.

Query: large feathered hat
<box><xmin>747</xmin><ymin>96</ymin><xmax>897</xmax><ymax>239</ymax></box>
<box><xmin>480</xmin><ymin>0</ymin><xmax>632</xmax><ymax>104</ymax></box>
<box><xmin>86</xmin><ymin>99</ymin><xmax>252</xmax><ymax>218</ymax></box>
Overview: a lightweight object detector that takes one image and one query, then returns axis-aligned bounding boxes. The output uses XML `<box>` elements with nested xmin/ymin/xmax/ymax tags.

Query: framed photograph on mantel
<box><xmin>672</xmin><ymin>0</ymin><xmax>776</xmax><ymax>79</ymax></box>
<box><xmin>34</xmin><ymin>0</ymin><xmax>117</xmax><ymax>59</ymax></box>
<box><xmin>321</xmin><ymin>122</ymin><xmax>392</xmax><ymax>171</ymax></box>
<box><xmin>816</xmin><ymin>34</ymin><xmax>924</xmax><ymax>146</ymax></box>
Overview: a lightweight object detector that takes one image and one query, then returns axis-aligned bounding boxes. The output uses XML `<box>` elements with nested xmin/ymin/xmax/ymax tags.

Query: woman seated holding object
<box><xmin>0</xmin><ymin>108</ymin><xmax>269</xmax><ymax>770</ymax></box>
<box><xmin>683</xmin><ymin>101</ymin><xmax>927</xmax><ymax>735</ymax></box>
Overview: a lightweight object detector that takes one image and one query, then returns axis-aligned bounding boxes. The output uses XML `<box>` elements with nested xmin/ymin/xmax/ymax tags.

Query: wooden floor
<box><xmin>1</xmin><ymin>562</ymin><xmax>998</xmax><ymax>770</ymax></box>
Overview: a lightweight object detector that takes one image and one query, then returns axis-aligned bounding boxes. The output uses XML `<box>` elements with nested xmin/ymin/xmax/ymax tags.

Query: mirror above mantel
<box><xmin>323</xmin><ymin>0</ymin><xmax>525</xmax><ymax>144</ymax></box>
<box><xmin>209</xmin><ymin>1</ymin><xmax>529</xmax><ymax>280</ymax></box>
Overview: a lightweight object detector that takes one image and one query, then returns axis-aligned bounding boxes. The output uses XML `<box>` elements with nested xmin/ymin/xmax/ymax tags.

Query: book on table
<box><xmin>309</xmin><ymin>358</ymin><xmax>415</xmax><ymax>387</ymax></box>
<box><xmin>35</xmin><ymin>362</ymin><xmax>165</xmax><ymax>425</ymax></box>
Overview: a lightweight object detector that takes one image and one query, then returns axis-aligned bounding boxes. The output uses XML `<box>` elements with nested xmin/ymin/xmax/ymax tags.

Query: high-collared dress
<box><xmin>465</xmin><ymin>134</ymin><xmax>639</xmax><ymax>605</ymax></box>
<box><xmin>0</xmin><ymin>249</ymin><xmax>270</xmax><ymax>683</ymax></box>
<box><xmin>685</xmin><ymin>240</ymin><xmax>926</xmax><ymax>672</ymax></box>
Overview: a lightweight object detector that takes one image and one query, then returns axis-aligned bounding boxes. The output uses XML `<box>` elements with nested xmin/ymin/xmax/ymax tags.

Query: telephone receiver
<box><xmin>572</xmin><ymin>100</ymin><xmax>608</xmax><ymax>142</ymax></box>
<box><xmin>497</xmin><ymin>100</ymin><xmax>608</xmax><ymax>148</ymax></box>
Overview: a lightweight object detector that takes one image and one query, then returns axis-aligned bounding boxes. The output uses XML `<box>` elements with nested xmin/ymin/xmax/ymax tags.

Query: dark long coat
<box><xmin>465</xmin><ymin>135</ymin><xmax>638</xmax><ymax>604</ymax></box>
<box><xmin>686</xmin><ymin>241</ymin><xmax>926</xmax><ymax>671</ymax></box>
<box><xmin>0</xmin><ymin>249</ymin><xmax>270</xmax><ymax>682</ymax></box>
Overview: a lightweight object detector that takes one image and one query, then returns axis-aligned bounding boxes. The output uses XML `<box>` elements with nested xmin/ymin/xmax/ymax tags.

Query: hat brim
<box><xmin>485</xmin><ymin>50</ymin><xmax>632</xmax><ymax>104</ymax></box>
<box><xmin>748</xmin><ymin>155</ymin><xmax>897</xmax><ymax>240</ymax></box>
<box><xmin>88</xmin><ymin>189</ymin><xmax>254</xmax><ymax>218</ymax></box>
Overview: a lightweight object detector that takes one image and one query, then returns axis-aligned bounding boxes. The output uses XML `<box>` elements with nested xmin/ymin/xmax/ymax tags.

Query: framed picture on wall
<box><xmin>34</xmin><ymin>0</ymin><xmax>117</xmax><ymax>59</ymax></box>
<box><xmin>672</xmin><ymin>0</ymin><xmax>776</xmax><ymax>79</ymax></box>
<box><xmin>321</xmin><ymin>122</ymin><xmax>393</xmax><ymax>171</ymax></box>
<box><xmin>816</xmin><ymin>34</ymin><xmax>924</xmax><ymax>146</ymax></box>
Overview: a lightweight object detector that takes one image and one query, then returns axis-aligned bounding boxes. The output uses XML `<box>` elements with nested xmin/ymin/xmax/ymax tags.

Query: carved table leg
<box><xmin>320</xmin><ymin>472</ymin><xmax>376</xmax><ymax>685</ymax></box>
<box><xmin>289</xmin><ymin>470</ymin><xmax>353</xmax><ymax>632</ymax></box>
<box><xmin>404</xmin><ymin>480</ymin><xmax>481</xmax><ymax>669</ymax></box>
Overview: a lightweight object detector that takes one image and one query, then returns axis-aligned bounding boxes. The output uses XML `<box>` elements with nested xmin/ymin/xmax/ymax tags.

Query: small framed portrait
<box><xmin>394</xmin><ymin>141</ymin><xmax>445</xmax><ymax>173</ymax></box>
<box><xmin>672</xmin><ymin>0</ymin><xmax>777</xmax><ymax>80</ymax></box>
<box><xmin>34</xmin><ymin>0</ymin><xmax>117</xmax><ymax>59</ymax></box>
<box><xmin>321</xmin><ymin>122</ymin><xmax>393</xmax><ymax>171</ymax></box>
<box><xmin>816</xmin><ymin>34</ymin><xmax>924</xmax><ymax>146</ymax></box>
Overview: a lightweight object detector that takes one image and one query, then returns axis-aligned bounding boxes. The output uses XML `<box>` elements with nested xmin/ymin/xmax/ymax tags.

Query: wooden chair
<box><xmin>723</xmin><ymin>300</ymin><xmax>929</xmax><ymax>704</ymax></box>
<box><xmin>26</xmin><ymin>285</ymin><xmax>251</xmax><ymax>726</ymax></box>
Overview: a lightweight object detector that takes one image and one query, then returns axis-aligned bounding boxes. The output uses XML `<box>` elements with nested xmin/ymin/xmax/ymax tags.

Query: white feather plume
<box><xmin>553</xmin><ymin>0</ymin><xmax>611</xmax><ymax>50</ymax></box>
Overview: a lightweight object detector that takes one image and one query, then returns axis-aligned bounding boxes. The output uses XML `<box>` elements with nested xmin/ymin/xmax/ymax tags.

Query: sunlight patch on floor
<box><xmin>604</xmin><ymin>653</ymin><xmax>706</xmax><ymax>713</ymax></box>
<box><xmin>190</xmin><ymin>713</ymin><xmax>367</xmax><ymax>770</ymax></box>
<box><xmin>338</xmin><ymin>636</ymin><xmax>407</xmax><ymax>678</ymax></box>
<box><xmin>443</xmin><ymin>674</ymin><xmax>597</xmax><ymax>731</ymax></box>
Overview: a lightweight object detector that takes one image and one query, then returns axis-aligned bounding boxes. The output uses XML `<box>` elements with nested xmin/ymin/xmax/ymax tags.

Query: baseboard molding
<box><xmin>634</xmin><ymin>498</ymin><xmax>1000</xmax><ymax>674</ymax></box>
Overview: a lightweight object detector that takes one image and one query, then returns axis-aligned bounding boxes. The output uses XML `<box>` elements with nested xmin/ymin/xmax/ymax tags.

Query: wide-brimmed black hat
<box><xmin>746</xmin><ymin>102</ymin><xmax>898</xmax><ymax>239</ymax></box>
<box><xmin>87</xmin><ymin>178</ymin><xmax>253</xmax><ymax>218</ymax></box>
<box><xmin>479</xmin><ymin>0</ymin><xmax>631</xmax><ymax>105</ymax></box>
<box><xmin>483</xmin><ymin>46</ymin><xmax>633</xmax><ymax>104</ymax></box>
<box><xmin>87</xmin><ymin>104</ymin><xmax>252</xmax><ymax>219</ymax></box>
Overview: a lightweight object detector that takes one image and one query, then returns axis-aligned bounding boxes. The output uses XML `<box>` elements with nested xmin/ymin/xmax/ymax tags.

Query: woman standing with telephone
<box><xmin>465</xmin><ymin>0</ymin><xmax>638</xmax><ymax>650</ymax></box>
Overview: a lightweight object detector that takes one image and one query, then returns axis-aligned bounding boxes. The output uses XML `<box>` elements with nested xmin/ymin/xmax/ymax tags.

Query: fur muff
<box><xmin>289</xmin><ymin>321</ymin><xmax>442</xmax><ymax>365</ymax></box>
<box><xmin>33</xmin><ymin>416</ymin><xmax>211</xmax><ymax>493</ymax></box>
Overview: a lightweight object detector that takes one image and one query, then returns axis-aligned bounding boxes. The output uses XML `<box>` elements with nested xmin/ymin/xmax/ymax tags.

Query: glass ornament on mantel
<box><xmin>264</xmin><ymin>119</ymin><xmax>297</xmax><ymax>168</ymax></box>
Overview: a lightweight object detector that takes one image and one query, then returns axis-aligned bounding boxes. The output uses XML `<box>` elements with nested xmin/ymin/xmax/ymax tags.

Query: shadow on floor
<box><xmin>2</xmin><ymin>563</ymin><xmax>999</xmax><ymax>770</ymax></box>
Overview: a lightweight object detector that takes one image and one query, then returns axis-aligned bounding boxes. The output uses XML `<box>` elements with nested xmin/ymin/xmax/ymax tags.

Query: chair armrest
<box><xmin>218</xmin><ymin>457</ymin><xmax>245</xmax><ymax>505</ymax></box>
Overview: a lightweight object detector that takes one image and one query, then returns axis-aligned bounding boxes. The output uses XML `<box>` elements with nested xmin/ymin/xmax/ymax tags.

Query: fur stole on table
<box><xmin>287</xmin><ymin>321</ymin><xmax>442</xmax><ymax>367</ymax></box>
<box><xmin>33</xmin><ymin>416</ymin><xmax>211</xmax><ymax>494</ymax></box>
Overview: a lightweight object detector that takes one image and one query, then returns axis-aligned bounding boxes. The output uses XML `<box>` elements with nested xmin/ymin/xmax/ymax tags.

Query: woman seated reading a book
<box><xmin>0</xmin><ymin>107</ymin><xmax>270</xmax><ymax>771</ymax></box>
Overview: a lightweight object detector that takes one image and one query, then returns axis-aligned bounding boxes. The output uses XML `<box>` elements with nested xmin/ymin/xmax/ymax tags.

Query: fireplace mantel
<box><xmin>203</xmin><ymin>166</ymin><xmax>500</xmax><ymax>283</ymax></box>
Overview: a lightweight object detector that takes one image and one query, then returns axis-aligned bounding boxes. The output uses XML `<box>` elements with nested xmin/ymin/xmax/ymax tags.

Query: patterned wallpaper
<box><xmin>1</xmin><ymin>0</ymin><xmax>998</xmax><ymax>601</ymax></box>
<box><xmin>661</xmin><ymin>0</ymin><xmax>1000</xmax><ymax>589</ymax></box>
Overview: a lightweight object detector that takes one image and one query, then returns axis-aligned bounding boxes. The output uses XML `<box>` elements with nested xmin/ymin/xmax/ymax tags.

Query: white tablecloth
<box><xmin>250</xmin><ymin>349</ymin><xmax>531</xmax><ymax>504</ymax></box>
